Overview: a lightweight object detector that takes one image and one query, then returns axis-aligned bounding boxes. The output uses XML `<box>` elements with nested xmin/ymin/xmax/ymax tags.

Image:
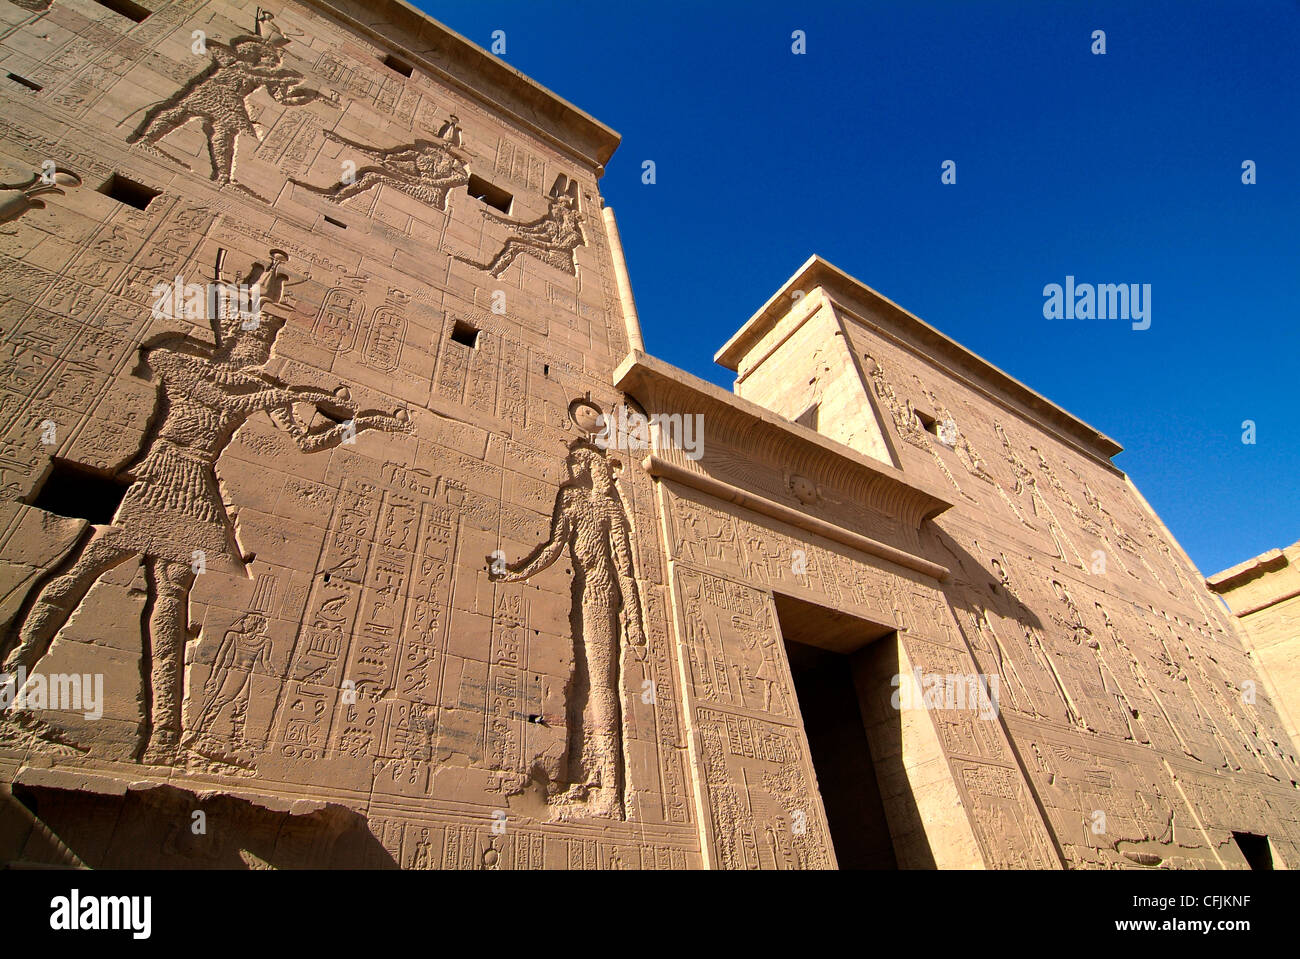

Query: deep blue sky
<box><xmin>417</xmin><ymin>0</ymin><xmax>1300</xmax><ymax>578</ymax></box>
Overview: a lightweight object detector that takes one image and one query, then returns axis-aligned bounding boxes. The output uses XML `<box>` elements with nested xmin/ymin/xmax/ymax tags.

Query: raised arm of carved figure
<box><xmin>321</xmin><ymin>129</ymin><xmax>388</xmax><ymax>161</ymax></box>
<box><xmin>282</xmin><ymin>410</ymin><xmax>411</xmax><ymax>454</ymax></box>
<box><xmin>280</xmin><ymin>384</ymin><xmax>356</xmax><ymax>406</ymax></box>
<box><xmin>146</xmin><ymin>351</ymin><xmax>291</xmax><ymax>412</ymax></box>
<box><xmin>261</xmin><ymin>70</ymin><xmax>320</xmax><ymax>106</ymax></box>
<box><xmin>493</xmin><ymin>489</ymin><xmax>575</xmax><ymax>583</ymax></box>
<box><xmin>272</xmin><ymin>84</ymin><xmax>321</xmax><ymax>107</ymax></box>
<box><xmin>514</xmin><ymin>217</ymin><xmax>558</xmax><ymax>239</ymax></box>
<box><xmin>265</xmin><ymin>398</ymin><xmax>307</xmax><ymax>437</ymax></box>
<box><xmin>384</xmin><ymin>146</ymin><xmax>421</xmax><ymax>167</ymax></box>
<box><xmin>482</xmin><ymin>206</ymin><xmax>551</xmax><ymax>231</ymax></box>
<box><xmin>182</xmin><ymin>366</ymin><xmax>298</xmax><ymax>414</ymax></box>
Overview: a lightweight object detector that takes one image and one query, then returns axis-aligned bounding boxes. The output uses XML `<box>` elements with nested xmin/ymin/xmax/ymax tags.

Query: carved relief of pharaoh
<box><xmin>0</xmin><ymin>251</ymin><xmax>412</xmax><ymax>766</ymax></box>
<box><xmin>126</xmin><ymin>12</ymin><xmax>325</xmax><ymax>199</ymax></box>
<box><xmin>489</xmin><ymin>439</ymin><xmax>646</xmax><ymax>820</ymax></box>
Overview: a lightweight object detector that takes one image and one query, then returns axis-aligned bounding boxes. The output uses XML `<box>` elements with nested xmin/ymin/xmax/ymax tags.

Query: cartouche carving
<box><xmin>490</xmin><ymin>440</ymin><xmax>646</xmax><ymax>820</ymax></box>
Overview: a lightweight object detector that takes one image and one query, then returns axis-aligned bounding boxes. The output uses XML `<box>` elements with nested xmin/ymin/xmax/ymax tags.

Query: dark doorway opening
<box><xmin>785</xmin><ymin>637</ymin><xmax>897</xmax><ymax>868</ymax></box>
<box><xmin>1232</xmin><ymin>831</ymin><xmax>1274</xmax><ymax>870</ymax></box>
<box><xmin>773</xmin><ymin>592</ymin><xmax>902</xmax><ymax>869</ymax></box>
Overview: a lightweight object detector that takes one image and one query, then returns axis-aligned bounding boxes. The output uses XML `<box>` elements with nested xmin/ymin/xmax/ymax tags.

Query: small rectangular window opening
<box><xmin>382</xmin><ymin>54</ymin><xmax>413</xmax><ymax>78</ymax></box>
<box><xmin>32</xmin><ymin>459</ymin><xmax>130</xmax><ymax>526</ymax></box>
<box><xmin>6</xmin><ymin>73</ymin><xmax>42</xmax><ymax>92</ymax></box>
<box><xmin>93</xmin><ymin>0</ymin><xmax>151</xmax><ymax>23</ymax></box>
<box><xmin>466</xmin><ymin>174</ymin><xmax>512</xmax><ymax>214</ymax></box>
<box><xmin>794</xmin><ymin>403</ymin><xmax>819</xmax><ymax>431</ymax></box>
<box><xmin>914</xmin><ymin>408</ymin><xmax>938</xmax><ymax>435</ymax></box>
<box><xmin>451</xmin><ymin>320</ymin><xmax>479</xmax><ymax>348</ymax></box>
<box><xmin>98</xmin><ymin>173</ymin><xmax>159</xmax><ymax>211</ymax></box>
<box><xmin>323</xmin><ymin>214</ymin><xmax>347</xmax><ymax>229</ymax></box>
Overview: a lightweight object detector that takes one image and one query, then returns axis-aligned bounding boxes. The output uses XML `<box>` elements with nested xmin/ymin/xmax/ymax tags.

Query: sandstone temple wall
<box><xmin>712</xmin><ymin>264</ymin><xmax>1300</xmax><ymax>868</ymax></box>
<box><xmin>0</xmin><ymin>0</ymin><xmax>1295</xmax><ymax>870</ymax></box>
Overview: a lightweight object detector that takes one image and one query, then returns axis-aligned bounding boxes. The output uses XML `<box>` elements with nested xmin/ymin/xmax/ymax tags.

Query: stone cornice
<box><xmin>1206</xmin><ymin>548</ymin><xmax>1288</xmax><ymax>590</ymax></box>
<box><xmin>309</xmin><ymin>0</ymin><xmax>621</xmax><ymax>171</ymax></box>
<box><xmin>612</xmin><ymin>351</ymin><xmax>954</xmax><ymax>579</ymax></box>
<box><xmin>1207</xmin><ymin>543</ymin><xmax>1300</xmax><ymax>616</ymax></box>
<box><xmin>642</xmin><ymin>455</ymin><xmax>949</xmax><ymax>580</ymax></box>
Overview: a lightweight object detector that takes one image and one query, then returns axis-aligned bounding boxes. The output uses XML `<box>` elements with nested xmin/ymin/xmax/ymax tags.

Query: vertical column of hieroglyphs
<box><xmin>660</xmin><ymin>475</ymin><xmax>840</xmax><ymax>869</ymax></box>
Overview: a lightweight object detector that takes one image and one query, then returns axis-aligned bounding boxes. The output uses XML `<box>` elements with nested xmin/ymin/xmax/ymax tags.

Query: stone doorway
<box><xmin>773</xmin><ymin>592</ymin><xmax>941</xmax><ymax>869</ymax></box>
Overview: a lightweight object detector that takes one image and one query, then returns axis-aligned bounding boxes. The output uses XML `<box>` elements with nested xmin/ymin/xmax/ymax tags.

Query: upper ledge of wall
<box><xmin>1207</xmin><ymin>547</ymin><xmax>1290</xmax><ymax>591</ymax></box>
<box><xmin>311</xmin><ymin>0</ymin><xmax>621</xmax><ymax>171</ymax></box>
<box><xmin>1207</xmin><ymin>540</ymin><xmax>1300</xmax><ymax>612</ymax></box>
<box><xmin>715</xmin><ymin>255</ymin><xmax>1125</xmax><ymax>465</ymax></box>
<box><xmin>613</xmin><ymin>351</ymin><xmax>955</xmax><ymax>580</ymax></box>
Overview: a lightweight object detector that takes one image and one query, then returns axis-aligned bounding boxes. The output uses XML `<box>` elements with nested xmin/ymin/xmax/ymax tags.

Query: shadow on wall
<box><xmin>0</xmin><ymin>782</ymin><xmax>397</xmax><ymax>868</ymax></box>
<box><xmin>926</xmin><ymin>526</ymin><xmax>1047</xmax><ymax>635</ymax></box>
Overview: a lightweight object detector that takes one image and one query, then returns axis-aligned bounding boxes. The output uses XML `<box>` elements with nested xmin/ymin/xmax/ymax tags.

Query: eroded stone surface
<box><xmin>0</xmin><ymin>0</ymin><xmax>1294</xmax><ymax>870</ymax></box>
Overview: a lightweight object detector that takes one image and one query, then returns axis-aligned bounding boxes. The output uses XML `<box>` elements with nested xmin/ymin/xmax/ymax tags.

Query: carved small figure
<box><xmin>189</xmin><ymin>612</ymin><xmax>274</xmax><ymax>761</ymax></box>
